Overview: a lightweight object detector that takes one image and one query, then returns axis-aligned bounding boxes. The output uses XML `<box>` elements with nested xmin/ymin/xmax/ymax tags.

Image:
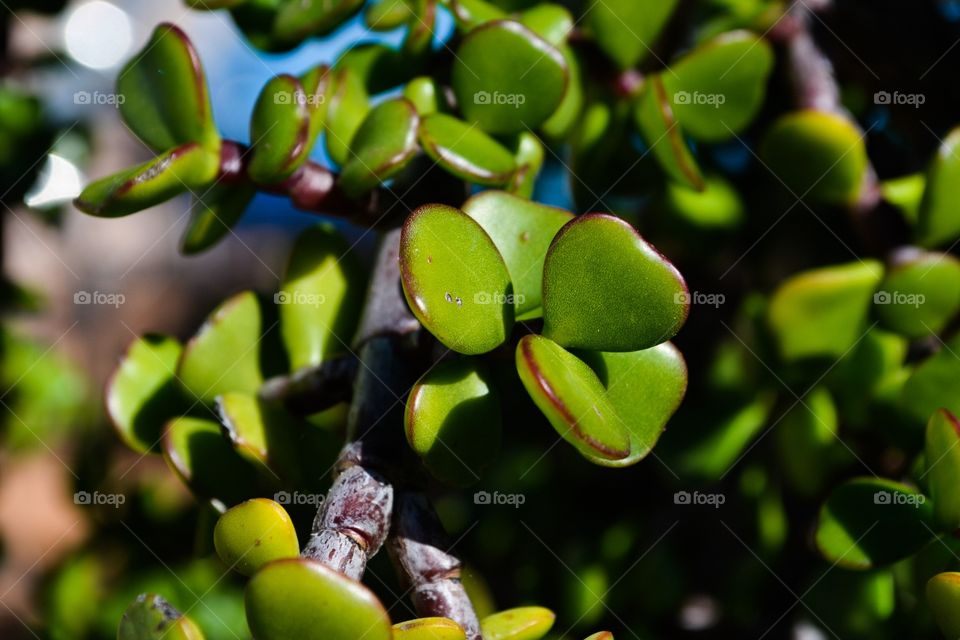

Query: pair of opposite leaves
<box><xmin>398</xmin><ymin>191</ymin><xmax>688</xmax><ymax>475</ymax></box>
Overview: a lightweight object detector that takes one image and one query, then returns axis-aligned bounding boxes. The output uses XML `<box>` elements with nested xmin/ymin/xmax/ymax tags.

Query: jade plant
<box><xmin>54</xmin><ymin>0</ymin><xmax>960</xmax><ymax>637</ymax></box>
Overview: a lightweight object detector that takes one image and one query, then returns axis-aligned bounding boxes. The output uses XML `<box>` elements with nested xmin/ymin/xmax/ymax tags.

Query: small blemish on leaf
<box><xmin>520</xmin><ymin>231</ymin><xmax>530</xmax><ymax>243</ymax></box>
<box><xmin>445</xmin><ymin>292</ymin><xmax>453</xmax><ymax>303</ymax></box>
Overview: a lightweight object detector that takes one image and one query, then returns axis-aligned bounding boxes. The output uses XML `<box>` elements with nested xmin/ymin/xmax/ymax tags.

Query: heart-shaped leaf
<box><xmin>400</xmin><ymin>204</ymin><xmax>514</xmax><ymax>354</ymax></box>
<box><xmin>925</xmin><ymin>409</ymin><xmax>960</xmax><ymax>530</ymax></box>
<box><xmin>815</xmin><ymin>477</ymin><xmax>935</xmax><ymax>569</ymax></box>
<box><xmin>761</xmin><ymin>110</ymin><xmax>868</xmax><ymax>205</ymax></box>
<box><xmin>767</xmin><ymin>260</ymin><xmax>883</xmax><ymax>361</ymax></box>
<box><xmin>117</xmin><ymin>23</ymin><xmax>219</xmax><ymax>153</ymax></box>
<box><xmin>874</xmin><ymin>249</ymin><xmax>960</xmax><ymax>338</ymax></box>
<box><xmin>405</xmin><ymin>360</ymin><xmax>501</xmax><ymax>486</ymax></box>
<box><xmin>340</xmin><ymin>98</ymin><xmax>420</xmax><ymax>198</ymax></box>
<box><xmin>901</xmin><ymin>333</ymin><xmax>960</xmax><ymax>423</ymax></box>
<box><xmin>325</xmin><ymin>67</ymin><xmax>371</xmax><ymax>167</ymax></box>
<box><xmin>918</xmin><ymin>128</ymin><xmax>960</xmax><ymax>246</ymax></box>
<box><xmin>162</xmin><ymin>416</ymin><xmax>260</xmax><ymax>505</ymax></box>
<box><xmin>419</xmin><ymin>113</ymin><xmax>517</xmax><ymax>185</ymax></box>
<box><xmin>578</xmin><ymin>342</ymin><xmax>687</xmax><ymax>467</ymax></box>
<box><xmin>480</xmin><ymin>607</ymin><xmax>556</xmax><ymax>640</ymax></box>
<box><xmin>516</xmin><ymin>335</ymin><xmax>630</xmax><ymax>462</ymax></box>
<box><xmin>178</xmin><ymin>291</ymin><xmax>264</xmax><ymax>404</ymax></box>
<box><xmin>452</xmin><ymin>21</ymin><xmax>568</xmax><ymax>135</ymax></box>
<box><xmin>214</xmin><ymin>499</ymin><xmax>299</xmax><ymax>576</ymax></box>
<box><xmin>584</xmin><ymin>0</ymin><xmax>678</xmax><ymax>70</ymax></box>
<box><xmin>660</xmin><ymin>31</ymin><xmax>774</xmax><ymax>142</ymax></box>
<box><xmin>927</xmin><ymin>572</ymin><xmax>960</xmax><ymax>640</ymax></box>
<box><xmin>279</xmin><ymin>225</ymin><xmax>367</xmax><ymax>371</ymax></box>
<box><xmin>107</xmin><ymin>334</ymin><xmax>184</xmax><ymax>454</ymax></box>
<box><xmin>181</xmin><ymin>183</ymin><xmax>256</xmax><ymax>255</ymax></box>
<box><xmin>245</xmin><ymin>558</ymin><xmax>391</xmax><ymax>640</ymax></box>
<box><xmin>217</xmin><ymin>392</ymin><xmax>303</xmax><ymax>486</ymax></box>
<box><xmin>462</xmin><ymin>190</ymin><xmax>572</xmax><ymax>317</ymax></box>
<box><xmin>393</xmin><ymin>617</ymin><xmax>467</xmax><ymax>640</ymax></box>
<box><xmin>273</xmin><ymin>0</ymin><xmax>366</xmax><ymax>43</ymax></box>
<box><xmin>75</xmin><ymin>143</ymin><xmax>220</xmax><ymax>217</ymax></box>
<box><xmin>248</xmin><ymin>74</ymin><xmax>324</xmax><ymax>185</ymax></box>
<box><xmin>542</xmin><ymin>213</ymin><xmax>689</xmax><ymax>352</ymax></box>
<box><xmin>118</xmin><ymin>594</ymin><xmax>205</xmax><ymax>640</ymax></box>
<box><xmin>634</xmin><ymin>75</ymin><xmax>705</xmax><ymax>191</ymax></box>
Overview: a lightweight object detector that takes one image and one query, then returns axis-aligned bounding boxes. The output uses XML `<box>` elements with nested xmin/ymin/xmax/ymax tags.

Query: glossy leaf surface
<box><xmin>214</xmin><ymin>499</ymin><xmax>299</xmax><ymax>576</ymax></box>
<box><xmin>400</xmin><ymin>204</ymin><xmax>514</xmax><ymax>354</ymax></box>
<box><xmin>419</xmin><ymin>114</ymin><xmax>517</xmax><ymax>185</ymax></box>
<box><xmin>340</xmin><ymin>98</ymin><xmax>420</xmax><ymax>198</ymax></box>
<box><xmin>542</xmin><ymin>213</ymin><xmax>689</xmax><ymax>352</ymax></box>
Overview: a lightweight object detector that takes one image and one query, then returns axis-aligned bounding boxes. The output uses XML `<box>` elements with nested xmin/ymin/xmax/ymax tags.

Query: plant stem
<box><xmin>219</xmin><ymin>140</ymin><xmax>393</xmax><ymax>226</ymax></box>
<box><xmin>389</xmin><ymin>491</ymin><xmax>482</xmax><ymax>640</ymax></box>
<box><xmin>259</xmin><ymin>353</ymin><xmax>358</xmax><ymax>415</ymax></box>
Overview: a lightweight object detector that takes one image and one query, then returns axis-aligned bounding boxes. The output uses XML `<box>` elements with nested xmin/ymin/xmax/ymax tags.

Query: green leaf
<box><xmin>214</xmin><ymin>499</ymin><xmax>299</xmax><ymax>576</ymax></box>
<box><xmin>584</xmin><ymin>0</ymin><xmax>679</xmax><ymax>69</ymax></box>
<box><xmin>761</xmin><ymin>110</ymin><xmax>868</xmax><ymax>205</ymax></box>
<box><xmin>516</xmin><ymin>335</ymin><xmax>630</xmax><ymax>462</ymax></box>
<box><xmin>403</xmin><ymin>0</ymin><xmax>439</xmax><ymax>57</ymax></box>
<box><xmin>118</xmin><ymin>594</ymin><xmax>205</xmax><ymax>640</ymax></box>
<box><xmin>918</xmin><ymin>128</ymin><xmax>960</xmax><ymax>246</ymax></box>
<box><xmin>676</xmin><ymin>394</ymin><xmax>774</xmax><ymax>480</ymax></box>
<box><xmin>325</xmin><ymin>67</ymin><xmax>371</xmax><ymax>167</ymax></box>
<box><xmin>404</xmin><ymin>76</ymin><xmax>444</xmax><ymax>116</ymax></box>
<box><xmin>480</xmin><ymin>607</ymin><xmax>556</xmax><ymax>640</ymax></box>
<box><xmin>927</xmin><ymin>572</ymin><xmax>960</xmax><ymax>639</ymax></box>
<box><xmin>508</xmin><ymin>131</ymin><xmax>545</xmax><ymax>198</ymax></box>
<box><xmin>393</xmin><ymin>618</ymin><xmax>467</xmax><ymax>640</ymax></box>
<box><xmin>815</xmin><ymin>477</ymin><xmax>935</xmax><ymax>569</ymax></box>
<box><xmin>443</xmin><ymin>0</ymin><xmax>506</xmax><ymax>31</ymax></box>
<box><xmin>541</xmin><ymin>45</ymin><xmax>583</xmax><ymax>140</ymax></box>
<box><xmin>181</xmin><ymin>183</ymin><xmax>256</xmax><ymax>255</ymax></box>
<box><xmin>874</xmin><ymin>249</ymin><xmax>960</xmax><ymax>338</ymax></box>
<box><xmin>542</xmin><ymin>213</ymin><xmax>689</xmax><ymax>352</ymax></box>
<box><xmin>178</xmin><ymin>291</ymin><xmax>264</xmax><ymax>404</ymax></box>
<box><xmin>663</xmin><ymin>172</ymin><xmax>745</xmax><ymax>229</ymax></box>
<box><xmin>75</xmin><ymin>143</ymin><xmax>219</xmax><ymax>217</ymax></box>
<box><xmin>902</xmin><ymin>333</ymin><xmax>960</xmax><ymax>423</ymax></box>
<box><xmin>365</xmin><ymin>0</ymin><xmax>412</xmax><ymax>30</ymax></box>
<box><xmin>217</xmin><ymin>392</ymin><xmax>304</xmax><ymax>485</ymax></box>
<box><xmin>405</xmin><ymin>360</ymin><xmax>501</xmax><ymax>486</ymax></box>
<box><xmin>163</xmin><ymin>416</ymin><xmax>260</xmax><ymax>505</ymax></box>
<box><xmin>117</xmin><ymin>23</ymin><xmax>219</xmax><ymax>153</ymax></box>
<box><xmin>518</xmin><ymin>4</ymin><xmax>573</xmax><ymax>47</ymax></box>
<box><xmin>452</xmin><ymin>21</ymin><xmax>568</xmax><ymax>135</ymax></box>
<box><xmin>660</xmin><ymin>31</ymin><xmax>773</xmax><ymax>142</ymax></box>
<box><xmin>634</xmin><ymin>75</ymin><xmax>705</xmax><ymax>191</ymax></box>
<box><xmin>578</xmin><ymin>342</ymin><xmax>687</xmax><ymax>467</ymax></box>
<box><xmin>340</xmin><ymin>98</ymin><xmax>420</xmax><ymax>198</ymax></box>
<box><xmin>925</xmin><ymin>409</ymin><xmax>960</xmax><ymax>530</ymax></box>
<box><xmin>775</xmin><ymin>386</ymin><xmax>845</xmax><ymax>496</ymax></box>
<box><xmin>400</xmin><ymin>204</ymin><xmax>514</xmax><ymax>354</ymax></box>
<box><xmin>248</xmin><ymin>74</ymin><xmax>324</xmax><ymax>185</ymax></box>
<box><xmin>767</xmin><ymin>260</ymin><xmax>883</xmax><ymax>361</ymax></box>
<box><xmin>279</xmin><ymin>225</ymin><xmax>367</xmax><ymax>371</ymax></box>
<box><xmin>583</xmin><ymin>634</ymin><xmax>613</xmax><ymax>640</ymax></box>
<box><xmin>107</xmin><ymin>335</ymin><xmax>184</xmax><ymax>454</ymax></box>
<box><xmin>882</xmin><ymin>173</ymin><xmax>925</xmax><ymax>225</ymax></box>
<box><xmin>419</xmin><ymin>113</ymin><xmax>517</xmax><ymax>185</ymax></box>
<box><xmin>273</xmin><ymin>0</ymin><xmax>366</xmax><ymax>43</ymax></box>
<box><xmin>245</xmin><ymin>558</ymin><xmax>392</xmax><ymax>640</ymax></box>
<box><xmin>462</xmin><ymin>190</ymin><xmax>572</xmax><ymax>316</ymax></box>
<box><xmin>336</xmin><ymin>43</ymin><xmax>407</xmax><ymax>94</ymax></box>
